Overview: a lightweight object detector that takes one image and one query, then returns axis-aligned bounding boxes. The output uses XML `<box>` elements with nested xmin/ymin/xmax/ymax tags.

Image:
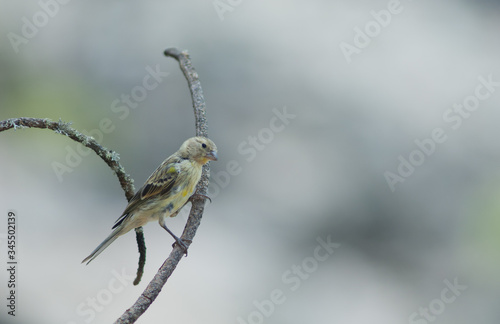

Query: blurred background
<box><xmin>1</xmin><ymin>0</ymin><xmax>500</xmax><ymax>323</ymax></box>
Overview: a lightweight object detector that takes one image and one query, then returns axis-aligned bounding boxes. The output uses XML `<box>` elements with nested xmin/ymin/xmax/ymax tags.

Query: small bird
<box><xmin>82</xmin><ymin>137</ymin><xmax>218</xmax><ymax>264</ymax></box>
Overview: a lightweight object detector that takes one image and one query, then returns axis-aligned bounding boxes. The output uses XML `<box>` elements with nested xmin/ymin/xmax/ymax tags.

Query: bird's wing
<box><xmin>140</xmin><ymin>157</ymin><xmax>182</xmax><ymax>200</ymax></box>
<box><xmin>112</xmin><ymin>155</ymin><xmax>182</xmax><ymax>229</ymax></box>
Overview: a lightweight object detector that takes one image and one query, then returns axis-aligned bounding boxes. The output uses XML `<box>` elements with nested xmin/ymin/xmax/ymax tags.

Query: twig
<box><xmin>0</xmin><ymin>47</ymin><xmax>211</xmax><ymax>322</ymax></box>
<box><xmin>164</xmin><ymin>48</ymin><xmax>209</xmax><ymax>138</ymax></box>
<box><xmin>114</xmin><ymin>48</ymin><xmax>212</xmax><ymax>324</ymax></box>
<box><xmin>0</xmin><ymin>117</ymin><xmax>147</xmax><ymax>285</ymax></box>
<box><xmin>133</xmin><ymin>227</ymin><xmax>146</xmax><ymax>286</ymax></box>
<box><xmin>0</xmin><ymin>117</ymin><xmax>135</xmax><ymax>199</ymax></box>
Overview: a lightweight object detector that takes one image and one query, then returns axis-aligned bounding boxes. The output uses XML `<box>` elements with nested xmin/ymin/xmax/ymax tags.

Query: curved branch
<box><xmin>133</xmin><ymin>227</ymin><xmax>147</xmax><ymax>286</ymax></box>
<box><xmin>114</xmin><ymin>48</ymin><xmax>212</xmax><ymax>324</ymax></box>
<box><xmin>164</xmin><ymin>47</ymin><xmax>209</xmax><ymax>138</ymax></box>
<box><xmin>0</xmin><ymin>117</ymin><xmax>148</xmax><ymax>285</ymax></box>
<box><xmin>0</xmin><ymin>117</ymin><xmax>135</xmax><ymax>199</ymax></box>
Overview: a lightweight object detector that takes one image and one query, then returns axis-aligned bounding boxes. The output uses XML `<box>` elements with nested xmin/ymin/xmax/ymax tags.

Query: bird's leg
<box><xmin>189</xmin><ymin>193</ymin><xmax>212</xmax><ymax>203</ymax></box>
<box><xmin>159</xmin><ymin>219</ymin><xmax>190</xmax><ymax>256</ymax></box>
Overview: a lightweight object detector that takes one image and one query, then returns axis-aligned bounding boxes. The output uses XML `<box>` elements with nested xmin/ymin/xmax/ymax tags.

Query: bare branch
<box><xmin>0</xmin><ymin>117</ymin><xmax>135</xmax><ymax>199</ymax></box>
<box><xmin>114</xmin><ymin>48</ymin><xmax>212</xmax><ymax>324</ymax></box>
<box><xmin>0</xmin><ymin>47</ymin><xmax>212</xmax><ymax>323</ymax></box>
<box><xmin>164</xmin><ymin>48</ymin><xmax>209</xmax><ymax>138</ymax></box>
<box><xmin>133</xmin><ymin>227</ymin><xmax>147</xmax><ymax>286</ymax></box>
<box><xmin>0</xmin><ymin>117</ymin><xmax>147</xmax><ymax>285</ymax></box>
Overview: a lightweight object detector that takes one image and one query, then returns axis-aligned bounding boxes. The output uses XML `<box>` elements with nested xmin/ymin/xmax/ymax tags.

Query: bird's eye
<box><xmin>202</xmin><ymin>143</ymin><xmax>207</xmax><ymax>148</ymax></box>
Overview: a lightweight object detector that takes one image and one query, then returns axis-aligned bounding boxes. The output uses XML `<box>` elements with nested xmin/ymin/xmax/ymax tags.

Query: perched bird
<box><xmin>82</xmin><ymin>137</ymin><xmax>218</xmax><ymax>264</ymax></box>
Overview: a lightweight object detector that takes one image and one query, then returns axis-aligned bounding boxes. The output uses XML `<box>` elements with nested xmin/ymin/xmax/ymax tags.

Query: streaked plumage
<box><xmin>82</xmin><ymin>137</ymin><xmax>218</xmax><ymax>264</ymax></box>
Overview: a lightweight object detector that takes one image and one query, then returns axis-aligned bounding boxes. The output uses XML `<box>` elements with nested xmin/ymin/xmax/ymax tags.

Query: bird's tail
<box><xmin>82</xmin><ymin>226</ymin><xmax>124</xmax><ymax>265</ymax></box>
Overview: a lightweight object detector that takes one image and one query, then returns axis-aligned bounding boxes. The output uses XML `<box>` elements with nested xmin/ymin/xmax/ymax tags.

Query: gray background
<box><xmin>1</xmin><ymin>0</ymin><xmax>500</xmax><ymax>323</ymax></box>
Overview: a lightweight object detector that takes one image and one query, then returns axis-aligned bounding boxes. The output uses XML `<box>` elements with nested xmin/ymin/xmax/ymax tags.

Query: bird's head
<box><xmin>180</xmin><ymin>137</ymin><xmax>218</xmax><ymax>165</ymax></box>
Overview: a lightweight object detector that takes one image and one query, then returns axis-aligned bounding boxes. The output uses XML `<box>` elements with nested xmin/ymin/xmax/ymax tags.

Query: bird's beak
<box><xmin>206</xmin><ymin>150</ymin><xmax>218</xmax><ymax>161</ymax></box>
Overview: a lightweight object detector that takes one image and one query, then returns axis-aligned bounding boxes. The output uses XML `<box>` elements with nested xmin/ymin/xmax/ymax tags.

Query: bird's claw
<box><xmin>172</xmin><ymin>238</ymin><xmax>192</xmax><ymax>256</ymax></box>
<box><xmin>190</xmin><ymin>194</ymin><xmax>212</xmax><ymax>203</ymax></box>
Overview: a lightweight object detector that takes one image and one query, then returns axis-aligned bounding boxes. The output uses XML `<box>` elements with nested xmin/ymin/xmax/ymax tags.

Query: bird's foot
<box><xmin>190</xmin><ymin>193</ymin><xmax>212</xmax><ymax>203</ymax></box>
<box><xmin>172</xmin><ymin>238</ymin><xmax>192</xmax><ymax>256</ymax></box>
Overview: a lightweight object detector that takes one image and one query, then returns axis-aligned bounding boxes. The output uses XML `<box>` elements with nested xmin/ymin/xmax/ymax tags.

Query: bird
<box><xmin>82</xmin><ymin>136</ymin><xmax>218</xmax><ymax>264</ymax></box>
